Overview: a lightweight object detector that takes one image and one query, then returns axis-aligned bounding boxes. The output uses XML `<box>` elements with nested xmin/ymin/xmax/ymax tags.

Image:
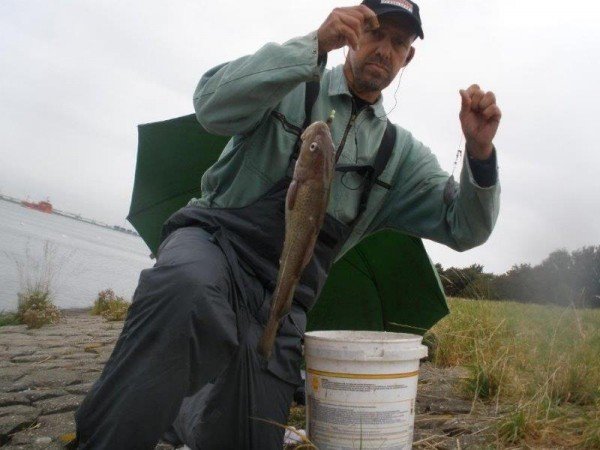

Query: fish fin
<box><xmin>287</xmin><ymin>180</ymin><xmax>298</xmax><ymax>210</ymax></box>
<box><xmin>301</xmin><ymin>233</ymin><xmax>319</xmax><ymax>269</ymax></box>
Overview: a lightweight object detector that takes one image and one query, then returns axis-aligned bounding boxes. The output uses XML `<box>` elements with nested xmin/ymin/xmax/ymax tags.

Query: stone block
<box><xmin>11</xmin><ymin>369</ymin><xmax>84</xmax><ymax>390</ymax></box>
<box><xmin>36</xmin><ymin>395</ymin><xmax>85</xmax><ymax>415</ymax></box>
<box><xmin>9</xmin><ymin>411</ymin><xmax>75</xmax><ymax>445</ymax></box>
<box><xmin>0</xmin><ymin>393</ymin><xmax>30</xmax><ymax>408</ymax></box>
<box><xmin>23</xmin><ymin>389</ymin><xmax>69</xmax><ymax>403</ymax></box>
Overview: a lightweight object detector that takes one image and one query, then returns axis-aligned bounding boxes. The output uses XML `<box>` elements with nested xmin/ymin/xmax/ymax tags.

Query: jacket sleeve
<box><xmin>373</xmin><ymin>132</ymin><xmax>501</xmax><ymax>252</ymax></box>
<box><xmin>194</xmin><ymin>31</ymin><xmax>323</xmax><ymax>136</ymax></box>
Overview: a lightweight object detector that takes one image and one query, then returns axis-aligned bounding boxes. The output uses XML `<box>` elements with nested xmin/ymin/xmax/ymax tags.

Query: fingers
<box><xmin>318</xmin><ymin>6</ymin><xmax>379</xmax><ymax>54</ymax></box>
<box><xmin>469</xmin><ymin>85</ymin><xmax>485</xmax><ymax>112</ymax></box>
<box><xmin>336</xmin><ymin>6</ymin><xmax>379</xmax><ymax>36</ymax></box>
<box><xmin>459</xmin><ymin>89</ymin><xmax>471</xmax><ymax>112</ymax></box>
<box><xmin>337</xmin><ymin>11</ymin><xmax>362</xmax><ymax>32</ymax></box>
<box><xmin>335</xmin><ymin>23</ymin><xmax>360</xmax><ymax>50</ymax></box>
<box><xmin>353</xmin><ymin>5</ymin><xmax>380</xmax><ymax>30</ymax></box>
<box><xmin>461</xmin><ymin>84</ymin><xmax>500</xmax><ymax>115</ymax></box>
<box><xmin>482</xmin><ymin>104</ymin><xmax>502</xmax><ymax>122</ymax></box>
<box><xmin>479</xmin><ymin>91</ymin><xmax>496</xmax><ymax>111</ymax></box>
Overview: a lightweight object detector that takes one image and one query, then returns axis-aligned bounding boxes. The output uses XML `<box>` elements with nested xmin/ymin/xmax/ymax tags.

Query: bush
<box><xmin>0</xmin><ymin>311</ymin><xmax>20</xmax><ymax>327</ymax></box>
<box><xmin>17</xmin><ymin>289</ymin><xmax>61</xmax><ymax>329</ymax></box>
<box><xmin>4</xmin><ymin>240</ymin><xmax>72</xmax><ymax>329</ymax></box>
<box><xmin>92</xmin><ymin>289</ymin><xmax>130</xmax><ymax>321</ymax></box>
<box><xmin>92</xmin><ymin>289</ymin><xmax>115</xmax><ymax>315</ymax></box>
<box><xmin>101</xmin><ymin>298</ymin><xmax>130</xmax><ymax>321</ymax></box>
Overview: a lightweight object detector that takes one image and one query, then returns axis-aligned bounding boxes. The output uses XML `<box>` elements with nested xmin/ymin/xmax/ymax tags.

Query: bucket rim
<box><xmin>304</xmin><ymin>330</ymin><xmax>423</xmax><ymax>344</ymax></box>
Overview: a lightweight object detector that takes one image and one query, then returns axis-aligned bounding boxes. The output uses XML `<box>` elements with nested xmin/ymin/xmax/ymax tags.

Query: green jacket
<box><xmin>190</xmin><ymin>31</ymin><xmax>500</xmax><ymax>260</ymax></box>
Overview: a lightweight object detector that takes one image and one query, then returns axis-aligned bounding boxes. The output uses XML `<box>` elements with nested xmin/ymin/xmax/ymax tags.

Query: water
<box><xmin>0</xmin><ymin>200</ymin><xmax>153</xmax><ymax>311</ymax></box>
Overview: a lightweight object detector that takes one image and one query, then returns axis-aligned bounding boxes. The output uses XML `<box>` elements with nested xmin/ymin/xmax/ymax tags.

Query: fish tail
<box><xmin>257</xmin><ymin>319</ymin><xmax>278</xmax><ymax>359</ymax></box>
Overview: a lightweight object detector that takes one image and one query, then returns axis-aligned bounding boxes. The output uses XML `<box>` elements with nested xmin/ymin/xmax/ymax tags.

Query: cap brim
<box><xmin>374</xmin><ymin>7</ymin><xmax>424</xmax><ymax>39</ymax></box>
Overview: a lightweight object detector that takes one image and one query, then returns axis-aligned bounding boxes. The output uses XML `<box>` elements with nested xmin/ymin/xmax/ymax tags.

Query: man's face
<box><xmin>346</xmin><ymin>14</ymin><xmax>417</xmax><ymax>94</ymax></box>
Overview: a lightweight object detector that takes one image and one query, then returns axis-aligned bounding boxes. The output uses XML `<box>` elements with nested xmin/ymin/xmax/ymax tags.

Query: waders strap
<box><xmin>351</xmin><ymin>119</ymin><xmax>396</xmax><ymax>225</ymax></box>
<box><xmin>289</xmin><ymin>81</ymin><xmax>322</xmax><ymax>165</ymax></box>
<box><xmin>303</xmin><ymin>81</ymin><xmax>321</xmax><ymax>129</ymax></box>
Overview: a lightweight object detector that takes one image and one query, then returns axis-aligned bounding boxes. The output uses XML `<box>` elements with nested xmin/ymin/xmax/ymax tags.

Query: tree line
<box><xmin>435</xmin><ymin>245</ymin><xmax>600</xmax><ymax>308</ymax></box>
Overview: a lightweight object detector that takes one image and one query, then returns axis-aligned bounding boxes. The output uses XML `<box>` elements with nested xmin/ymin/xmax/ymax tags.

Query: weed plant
<box><xmin>17</xmin><ymin>288</ymin><xmax>61</xmax><ymax>329</ymax></box>
<box><xmin>5</xmin><ymin>241</ymin><xmax>65</xmax><ymax>328</ymax></box>
<box><xmin>92</xmin><ymin>289</ymin><xmax>130</xmax><ymax>321</ymax></box>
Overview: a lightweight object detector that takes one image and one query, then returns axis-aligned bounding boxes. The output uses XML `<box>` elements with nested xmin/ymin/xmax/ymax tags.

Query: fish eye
<box><xmin>309</xmin><ymin>142</ymin><xmax>318</xmax><ymax>152</ymax></box>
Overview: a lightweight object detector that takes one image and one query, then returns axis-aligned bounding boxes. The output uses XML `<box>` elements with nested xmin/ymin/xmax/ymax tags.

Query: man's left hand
<box><xmin>459</xmin><ymin>84</ymin><xmax>502</xmax><ymax>160</ymax></box>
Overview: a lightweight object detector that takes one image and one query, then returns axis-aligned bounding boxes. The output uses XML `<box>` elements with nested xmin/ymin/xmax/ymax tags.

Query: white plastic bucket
<box><xmin>304</xmin><ymin>330</ymin><xmax>428</xmax><ymax>450</ymax></box>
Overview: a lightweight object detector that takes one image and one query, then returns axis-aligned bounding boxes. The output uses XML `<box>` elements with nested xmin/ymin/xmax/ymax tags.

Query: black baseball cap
<box><xmin>361</xmin><ymin>0</ymin><xmax>424</xmax><ymax>39</ymax></box>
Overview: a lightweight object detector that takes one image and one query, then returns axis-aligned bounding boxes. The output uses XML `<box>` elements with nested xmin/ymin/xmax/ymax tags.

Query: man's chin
<box><xmin>355</xmin><ymin>75</ymin><xmax>389</xmax><ymax>93</ymax></box>
<box><xmin>358</xmin><ymin>67</ymin><xmax>392</xmax><ymax>90</ymax></box>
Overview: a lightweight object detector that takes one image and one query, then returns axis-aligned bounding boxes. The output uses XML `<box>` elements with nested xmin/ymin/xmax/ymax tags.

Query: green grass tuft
<box><xmin>92</xmin><ymin>289</ymin><xmax>130</xmax><ymax>321</ymax></box>
<box><xmin>427</xmin><ymin>298</ymin><xmax>600</xmax><ymax>447</ymax></box>
<box><xmin>0</xmin><ymin>311</ymin><xmax>20</xmax><ymax>327</ymax></box>
<box><xmin>17</xmin><ymin>288</ymin><xmax>61</xmax><ymax>329</ymax></box>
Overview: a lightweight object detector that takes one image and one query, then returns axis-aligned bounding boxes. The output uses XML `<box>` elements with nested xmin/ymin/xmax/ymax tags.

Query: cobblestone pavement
<box><xmin>1</xmin><ymin>311</ymin><xmax>498</xmax><ymax>449</ymax></box>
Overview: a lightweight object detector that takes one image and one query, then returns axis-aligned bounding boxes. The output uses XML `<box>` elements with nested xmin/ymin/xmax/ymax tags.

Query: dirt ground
<box><xmin>0</xmin><ymin>310</ymin><xmax>499</xmax><ymax>449</ymax></box>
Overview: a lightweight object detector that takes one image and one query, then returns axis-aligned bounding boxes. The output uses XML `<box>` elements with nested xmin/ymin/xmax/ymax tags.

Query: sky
<box><xmin>1</xmin><ymin>0</ymin><xmax>599</xmax><ymax>274</ymax></box>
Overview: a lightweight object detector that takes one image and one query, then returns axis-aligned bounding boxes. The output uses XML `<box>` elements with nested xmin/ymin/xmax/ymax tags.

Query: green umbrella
<box><xmin>128</xmin><ymin>114</ymin><xmax>228</xmax><ymax>254</ymax></box>
<box><xmin>307</xmin><ymin>230</ymin><xmax>448</xmax><ymax>334</ymax></box>
<box><xmin>128</xmin><ymin>114</ymin><xmax>448</xmax><ymax>333</ymax></box>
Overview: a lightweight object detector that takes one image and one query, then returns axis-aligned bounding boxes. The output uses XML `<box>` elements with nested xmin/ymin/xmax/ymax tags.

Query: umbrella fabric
<box><xmin>128</xmin><ymin>114</ymin><xmax>228</xmax><ymax>254</ymax></box>
<box><xmin>307</xmin><ymin>230</ymin><xmax>449</xmax><ymax>334</ymax></box>
<box><xmin>128</xmin><ymin>114</ymin><xmax>449</xmax><ymax>332</ymax></box>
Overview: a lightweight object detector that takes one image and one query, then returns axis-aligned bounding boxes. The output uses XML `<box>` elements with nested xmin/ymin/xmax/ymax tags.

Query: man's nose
<box><xmin>375</xmin><ymin>37</ymin><xmax>393</xmax><ymax>60</ymax></box>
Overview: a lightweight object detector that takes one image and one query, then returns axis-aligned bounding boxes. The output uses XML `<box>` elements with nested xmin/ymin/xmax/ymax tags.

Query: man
<box><xmin>75</xmin><ymin>0</ymin><xmax>501</xmax><ymax>448</ymax></box>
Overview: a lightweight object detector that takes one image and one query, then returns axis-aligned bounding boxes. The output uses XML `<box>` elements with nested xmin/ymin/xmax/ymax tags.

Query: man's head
<box><xmin>344</xmin><ymin>0</ymin><xmax>423</xmax><ymax>102</ymax></box>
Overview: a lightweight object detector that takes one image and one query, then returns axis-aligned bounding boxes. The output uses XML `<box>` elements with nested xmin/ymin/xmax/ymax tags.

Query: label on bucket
<box><xmin>306</xmin><ymin>368</ymin><xmax>419</xmax><ymax>450</ymax></box>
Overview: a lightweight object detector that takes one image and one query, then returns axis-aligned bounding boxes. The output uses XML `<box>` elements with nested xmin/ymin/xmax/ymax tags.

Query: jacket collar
<box><xmin>328</xmin><ymin>64</ymin><xmax>386</xmax><ymax>118</ymax></box>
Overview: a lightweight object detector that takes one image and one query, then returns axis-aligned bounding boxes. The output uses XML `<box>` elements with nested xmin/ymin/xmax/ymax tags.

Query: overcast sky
<box><xmin>1</xmin><ymin>0</ymin><xmax>599</xmax><ymax>274</ymax></box>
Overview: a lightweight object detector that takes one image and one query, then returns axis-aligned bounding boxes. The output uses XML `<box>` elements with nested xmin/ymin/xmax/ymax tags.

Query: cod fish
<box><xmin>258</xmin><ymin>118</ymin><xmax>336</xmax><ymax>359</ymax></box>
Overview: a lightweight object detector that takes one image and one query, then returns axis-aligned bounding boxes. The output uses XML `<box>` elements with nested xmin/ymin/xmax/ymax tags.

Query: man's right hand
<box><xmin>317</xmin><ymin>5</ymin><xmax>379</xmax><ymax>55</ymax></box>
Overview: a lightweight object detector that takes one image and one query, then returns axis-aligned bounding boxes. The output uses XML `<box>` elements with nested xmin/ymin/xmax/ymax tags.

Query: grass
<box><xmin>17</xmin><ymin>288</ymin><xmax>61</xmax><ymax>329</ymax></box>
<box><xmin>0</xmin><ymin>311</ymin><xmax>20</xmax><ymax>327</ymax></box>
<box><xmin>91</xmin><ymin>289</ymin><xmax>130</xmax><ymax>321</ymax></box>
<box><xmin>286</xmin><ymin>299</ymin><xmax>600</xmax><ymax>448</ymax></box>
<box><xmin>3</xmin><ymin>241</ymin><xmax>66</xmax><ymax>329</ymax></box>
<box><xmin>425</xmin><ymin>298</ymin><xmax>600</xmax><ymax>448</ymax></box>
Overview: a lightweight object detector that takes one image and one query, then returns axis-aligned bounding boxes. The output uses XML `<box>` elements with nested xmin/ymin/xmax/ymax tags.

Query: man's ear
<box><xmin>403</xmin><ymin>46</ymin><xmax>416</xmax><ymax>67</ymax></box>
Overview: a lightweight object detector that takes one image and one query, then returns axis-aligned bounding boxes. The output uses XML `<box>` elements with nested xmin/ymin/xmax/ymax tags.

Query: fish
<box><xmin>258</xmin><ymin>118</ymin><xmax>336</xmax><ymax>359</ymax></box>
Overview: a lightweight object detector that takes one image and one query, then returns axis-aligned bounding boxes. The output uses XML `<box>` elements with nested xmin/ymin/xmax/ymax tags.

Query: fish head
<box><xmin>298</xmin><ymin>121</ymin><xmax>335</xmax><ymax>173</ymax></box>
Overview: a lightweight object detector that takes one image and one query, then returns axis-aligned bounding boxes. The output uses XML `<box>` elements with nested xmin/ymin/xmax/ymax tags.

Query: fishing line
<box><xmin>337</xmin><ymin>45</ymin><xmax>404</xmax><ymax>127</ymax></box>
<box><xmin>443</xmin><ymin>128</ymin><xmax>464</xmax><ymax>204</ymax></box>
<box><xmin>337</xmin><ymin>44</ymin><xmax>465</xmax><ymax>202</ymax></box>
<box><xmin>450</xmin><ymin>134</ymin><xmax>464</xmax><ymax>178</ymax></box>
<box><xmin>338</xmin><ymin>60</ymin><xmax>405</xmax><ymax>191</ymax></box>
<box><xmin>354</xmin><ymin>65</ymin><xmax>405</xmax><ymax>133</ymax></box>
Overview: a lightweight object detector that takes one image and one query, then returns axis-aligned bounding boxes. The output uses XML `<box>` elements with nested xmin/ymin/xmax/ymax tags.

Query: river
<box><xmin>0</xmin><ymin>199</ymin><xmax>153</xmax><ymax>311</ymax></box>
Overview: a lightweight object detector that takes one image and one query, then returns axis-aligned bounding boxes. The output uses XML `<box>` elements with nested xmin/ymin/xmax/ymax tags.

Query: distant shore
<box><xmin>0</xmin><ymin>196</ymin><xmax>139</xmax><ymax>237</ymax></box>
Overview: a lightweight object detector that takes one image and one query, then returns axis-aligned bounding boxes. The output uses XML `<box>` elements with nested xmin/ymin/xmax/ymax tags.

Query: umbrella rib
<box><xmin>342</xmin><ymin>257</ymin><xmax>372</xmax><ymax>279</ymax></box>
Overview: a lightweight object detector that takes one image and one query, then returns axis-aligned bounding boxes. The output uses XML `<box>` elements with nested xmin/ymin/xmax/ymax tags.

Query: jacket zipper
<box><xmin>271</xmin><ymin>111</ymin><xmax>302</xmax><ymax>136</ymax></box>
<box><xmin>335</xmin><ymin>99</ymin><xmax>357</xmax><ymax>162</ymax></box>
